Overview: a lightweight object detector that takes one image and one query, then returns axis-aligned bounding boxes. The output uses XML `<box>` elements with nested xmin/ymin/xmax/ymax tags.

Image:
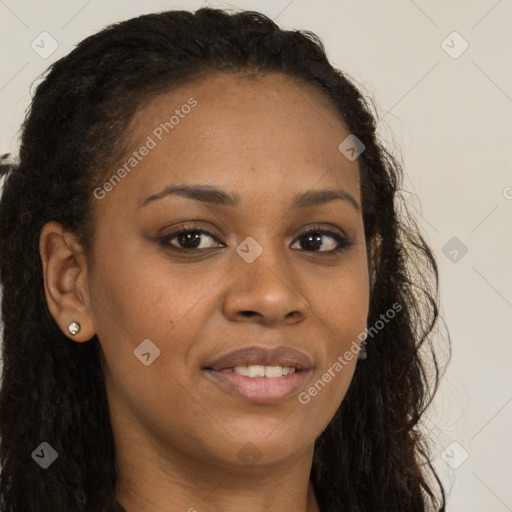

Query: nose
<box><xmin>222</xmin><ymin>240</ymin><xmax>308</xmax><ymax>326</ymax></box>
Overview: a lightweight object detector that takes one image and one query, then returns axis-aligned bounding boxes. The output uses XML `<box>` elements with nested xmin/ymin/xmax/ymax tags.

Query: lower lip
<box><xmin>204</xmin><ymin>369</ymin><xmax>310</xmax><ymax>405</ymax></box>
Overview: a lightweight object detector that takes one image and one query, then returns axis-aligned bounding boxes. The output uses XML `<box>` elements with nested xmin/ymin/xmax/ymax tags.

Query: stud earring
<box><xmin>67</xmin><ymin>321</ymin><xmax>81</xmax><ymax>336</ymax></box>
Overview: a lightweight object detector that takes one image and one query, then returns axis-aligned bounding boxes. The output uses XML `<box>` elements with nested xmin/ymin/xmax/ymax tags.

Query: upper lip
<box><xmin>204</xmin><ymin>346</ymin><xmax>313</xmax><ymax>371</ymax></box>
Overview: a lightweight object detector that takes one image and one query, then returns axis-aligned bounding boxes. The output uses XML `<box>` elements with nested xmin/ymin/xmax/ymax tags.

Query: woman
<box><xmin>0</xmin><ymin>7</ymin><xmax>448</xmax><ymax>511</ymax></box>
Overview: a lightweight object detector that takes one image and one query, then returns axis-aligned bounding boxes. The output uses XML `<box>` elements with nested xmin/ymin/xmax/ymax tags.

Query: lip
<box><xmin>203</xmin><ymin>345</ymin><xmax>313</xmax><ymax>405</ymax></box>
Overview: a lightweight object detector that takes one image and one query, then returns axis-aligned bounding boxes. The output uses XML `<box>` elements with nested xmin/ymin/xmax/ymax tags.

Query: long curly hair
<box><xmin>0</xmin><ymin>7</ymin><xmax>449</xmax><ymax>511</ymax></box>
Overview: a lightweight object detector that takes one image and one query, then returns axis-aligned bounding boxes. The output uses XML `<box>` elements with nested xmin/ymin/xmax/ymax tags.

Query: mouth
<box><xmin>203</xmin><ymin>346</ymin><xmax>313</xmax><ymax>404</ymax></box>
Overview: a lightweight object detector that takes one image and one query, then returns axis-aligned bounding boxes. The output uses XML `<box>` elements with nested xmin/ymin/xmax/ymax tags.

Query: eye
<box><xmin>290</xmin><ymin>226</ymin><xmax>354</xmax><ymax>253</ymax></box>
<box><xmin>160</xmin><ymin>225</ymin><xmax>224</xmax><ymax>251</ymax></box>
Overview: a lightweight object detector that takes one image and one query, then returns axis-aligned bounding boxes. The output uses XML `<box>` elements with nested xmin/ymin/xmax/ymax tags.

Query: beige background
<box><xmin>1</xmin><ymin>1</ymin><xmax>511</xmax><ymax>510</ymax></box>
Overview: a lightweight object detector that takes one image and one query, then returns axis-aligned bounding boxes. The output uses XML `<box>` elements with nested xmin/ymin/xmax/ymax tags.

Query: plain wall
<box><xmin>1</xmin><ymin>1</ymin><xmax>511</xmax><ymax>510</ymax></box>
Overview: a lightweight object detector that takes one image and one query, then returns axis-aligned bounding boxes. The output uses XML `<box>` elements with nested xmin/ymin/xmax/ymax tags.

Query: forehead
<box><xmin>101</xmin><ymin>72</ymin><xmax>361</xmax><ymax>210</ymax></box>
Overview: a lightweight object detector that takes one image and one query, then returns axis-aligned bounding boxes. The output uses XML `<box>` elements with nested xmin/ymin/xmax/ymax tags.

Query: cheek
<box><xmin>309</xmin><ymin>259</ymin><xmax>369</xmax><ymax>349</ymax></box>
<box><xmin>89</xmin><ymin>252</ymin><xmax>215</xmax><ymax>438</ymax></box>
<box><xmin>300</xmin><ymin>259</ymin><xmax>369</xmax><ymax>413</ymax></box>
<box><xmin>295</xmin><ymin>292</ymin><xmax>366</xmax><ymax>439</ymax></box>
<box><xmin>89</xmin><ymin>240</ymin><xmax>223</xmax><ymax>378</ymax></box>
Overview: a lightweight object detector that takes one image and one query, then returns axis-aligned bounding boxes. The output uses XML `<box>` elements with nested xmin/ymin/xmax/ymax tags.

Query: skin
<box><xmin>40</xmin><ymin>72</ymin><xmax>372</xmax><ymax>511</ymax></box>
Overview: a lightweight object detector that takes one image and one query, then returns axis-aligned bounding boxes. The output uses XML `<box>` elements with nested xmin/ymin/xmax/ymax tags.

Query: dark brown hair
<box><xmin>0</xmin><ymin>7</ymin><xmax>449</xmax><ymax>511</ymax></box>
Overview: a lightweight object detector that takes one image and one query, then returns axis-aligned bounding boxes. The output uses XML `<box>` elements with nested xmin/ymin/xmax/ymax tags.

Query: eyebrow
<box><xmin>140</xmin><ymin>184</ymin><xmax>360</xmax><ymax>211</ymax></box>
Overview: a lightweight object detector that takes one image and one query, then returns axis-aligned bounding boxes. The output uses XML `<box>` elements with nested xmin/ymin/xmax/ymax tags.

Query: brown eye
<box><xmin>291</xmin><ymin>228</ymin><xmax>354</xmax><ymax>253</ymax></box>
<box><xmin>160</xmin><ymin>226</ymin><xmax>223</xmax><ymax>251</ymax></box>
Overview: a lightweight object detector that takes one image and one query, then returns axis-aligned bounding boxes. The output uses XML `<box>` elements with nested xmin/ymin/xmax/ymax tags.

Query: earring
<box><xmin>67</xmin><ymin>321</ymin><xmax>81</xmax><ymax>336</ymax></box>
<box><xmin>358</xmin><ymin>339</ymin><xmax>367</xmax><ymax>360</ymax></box>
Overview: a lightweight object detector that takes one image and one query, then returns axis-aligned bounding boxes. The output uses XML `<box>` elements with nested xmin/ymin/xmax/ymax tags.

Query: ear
<box><xmin>39</xmin><ymin>221</ymin><xmax>96</xmax><ymax>342</ymax></box>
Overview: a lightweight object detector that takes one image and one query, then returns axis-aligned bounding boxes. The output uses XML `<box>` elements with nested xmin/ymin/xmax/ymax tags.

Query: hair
<box><xmin>0</xmin><ymin>7</ymin><xmax>449</xmax><ymax>511</ymax></box>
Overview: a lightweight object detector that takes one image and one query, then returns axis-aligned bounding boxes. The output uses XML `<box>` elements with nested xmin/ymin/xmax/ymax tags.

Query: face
<box><xmin>87</xmin><ymin>72</ymin><xmax>369</xmax><ymax>471</ymax></box>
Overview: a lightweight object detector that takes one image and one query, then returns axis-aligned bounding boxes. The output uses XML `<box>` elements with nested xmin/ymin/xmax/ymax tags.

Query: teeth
<box><xmin>246</xmin><ymin>365</ymin><xmax>265</xmax><ymax>377</ymax></box>
<box><xmin>230</xmin><ymin>365</ymin><xmax>296</xmax><ymax>378</ymax></box>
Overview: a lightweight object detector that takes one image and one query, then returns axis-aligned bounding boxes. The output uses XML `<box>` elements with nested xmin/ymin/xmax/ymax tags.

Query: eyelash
<box><xmin>159</xmin><ymin>223</ymin><xmax>354</xmax><ymax>254</ymax></box>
